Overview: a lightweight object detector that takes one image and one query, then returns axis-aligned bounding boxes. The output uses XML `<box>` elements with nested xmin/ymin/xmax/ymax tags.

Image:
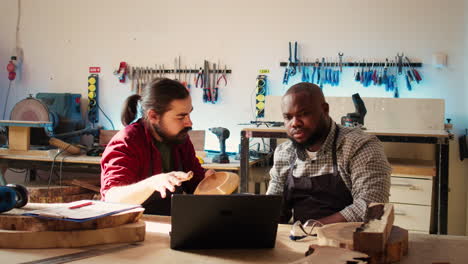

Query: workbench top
<box><xmin>242</xmin><ymin>127</ymin><xmax>450</xmax><ymax>138</ymax></box>
<box><xmin>2</xmin><ymin>215</ymin><xmax>467</xmax><ymax>263</ymax></box>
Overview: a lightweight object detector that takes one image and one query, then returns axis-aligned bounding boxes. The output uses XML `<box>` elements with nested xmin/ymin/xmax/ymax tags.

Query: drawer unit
<box><xmin>389</xmin><ymin>158</ymin><xmax>435</xmax><ymax>234</ymax></box>
<box><xmin>392</xmin><ymin>203</ymin><xmax>431</xmax><ymax>232</ymax></box>
<box><xmin>389</xmin><ymin>176</ymin><xmax>433</xmax><ymax>206</ymax></box>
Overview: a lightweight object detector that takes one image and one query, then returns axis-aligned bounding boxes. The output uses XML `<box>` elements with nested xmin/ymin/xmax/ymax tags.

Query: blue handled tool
<box><xmin>294</xmin><ymin>41</ymin><xmax>299</xmax><ymax>74</ymax></box>
<box><xmin>289</xmin><ymin>42</ymin><xmax>296</xmax><ymax>76</ymax></box>
<box><xmin>301</xmin><ymin>64</ymin><xmax>309</xmax><ymax>82</ymax></box>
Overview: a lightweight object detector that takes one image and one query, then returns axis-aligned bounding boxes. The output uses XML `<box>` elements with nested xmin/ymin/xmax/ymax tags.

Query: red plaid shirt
<box><xmin>100</xmin><ymin>119</ymin><xmax>205</xmax><ymax>198</ymax></box>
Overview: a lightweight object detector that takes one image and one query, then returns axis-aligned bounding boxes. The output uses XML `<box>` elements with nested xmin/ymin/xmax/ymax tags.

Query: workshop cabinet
<box><xmin>388</xmin><ymin>158</ymin><xmax>435</xmax><ymax>233</ymax></box>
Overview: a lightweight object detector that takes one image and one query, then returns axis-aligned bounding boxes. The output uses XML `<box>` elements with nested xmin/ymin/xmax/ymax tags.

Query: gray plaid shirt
<box><xmin>266</xmin><ymin>122</ymin><xmax>391</xmax><ymax>222</ymax></box>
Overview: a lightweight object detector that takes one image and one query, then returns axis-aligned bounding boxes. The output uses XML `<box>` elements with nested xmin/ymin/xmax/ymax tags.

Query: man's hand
<box><xmin>204</xmin><ymin>169</ymin><xmax>216</xmax><ymax>178</ymax></box>
<box><xmin>149</xmin><ymin>171</ymin><xmax>193</xmax><ymax>198</ymax></box>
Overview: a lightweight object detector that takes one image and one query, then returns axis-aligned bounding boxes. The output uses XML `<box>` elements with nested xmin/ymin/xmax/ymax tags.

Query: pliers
<box><xmin>196</xmin><ymin>67</ymin><xmax>204</xmax><ymax>88</ymax></box>
<box><xmin>216</xmin><ymin>65</ymin><xmax>227</xmax><ymax>86</ymax></box>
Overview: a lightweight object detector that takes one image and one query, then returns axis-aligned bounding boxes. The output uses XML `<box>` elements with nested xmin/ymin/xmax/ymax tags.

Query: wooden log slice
<box><xmin>0</xmin><ymin>220</ymin><xmax>145</xmax><ymax>249</ymax></box>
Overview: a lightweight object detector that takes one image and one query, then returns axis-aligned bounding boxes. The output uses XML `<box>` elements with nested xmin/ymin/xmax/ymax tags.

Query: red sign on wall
<box><xmin>89</xmin><ymin>67</ymin><xmax>101</xmax><ymax>73</ymax></box>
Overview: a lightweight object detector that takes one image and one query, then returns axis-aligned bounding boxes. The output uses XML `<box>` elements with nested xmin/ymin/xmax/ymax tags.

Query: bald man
<box><xmin>266</xmin><ymin>82</ymin><xmax>391</xmax><ymax>225</ymax></box>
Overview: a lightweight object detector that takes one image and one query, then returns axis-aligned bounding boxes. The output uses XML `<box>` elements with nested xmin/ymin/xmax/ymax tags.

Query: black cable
<box><xmin>97</xmin><ymin>103</ymin><xmax>115</xmax><ymax>130</ymax></box>
<box><xmin>48</xmin><ymin>145</ymin><xmax>71</xmax><ymax>186</ymax></box>
<box><xmin>59</xmin><ymin>155</ymin><xmax>64</xmax><ymax>187</ymax></box>
<box><xmin>22</xmin><ymin>169</ymin><xmax>29</xmax><ymax>183</ymax></box>
<box><xmin>2</xmin><ymin>81</ymin><xmax>13</xmax><ymax>120</ymax></box>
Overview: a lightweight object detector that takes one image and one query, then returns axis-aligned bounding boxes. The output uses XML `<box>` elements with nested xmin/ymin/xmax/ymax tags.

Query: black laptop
<box><xmin>170</xmin><ymin>194</ymin><xmax>282</xmax><ymax>250</ymax></box>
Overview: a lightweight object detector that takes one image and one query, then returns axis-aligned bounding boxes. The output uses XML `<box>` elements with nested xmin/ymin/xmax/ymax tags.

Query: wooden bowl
<box><xmin>194</xmin><ymin>172</ymin><xmax>240</xmax><ymax>195</ymax></box>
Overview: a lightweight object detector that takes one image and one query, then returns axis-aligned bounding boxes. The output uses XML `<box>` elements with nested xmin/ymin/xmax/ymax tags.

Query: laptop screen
<box><xmin>170</xmin><ymin>194</ymin><xmax>282</xmax><ymax>250</ymax></box>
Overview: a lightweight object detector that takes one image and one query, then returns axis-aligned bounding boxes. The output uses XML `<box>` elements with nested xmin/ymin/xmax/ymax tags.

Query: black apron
<box><xmin>281</xmin><ymin>126</ymin><xmax>353</xmax><ymax>223</ymax></box>
<box><xmin>141</xmin><ymin>145</ymin><xmax>183</xmax><ymax>216</ymax></box>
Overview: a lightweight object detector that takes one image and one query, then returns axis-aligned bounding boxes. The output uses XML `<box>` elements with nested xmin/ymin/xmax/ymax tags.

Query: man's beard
<box><xmin>153</xmin><ymin>123</ymin><xmax>192</xmax><ymax>145</ymax></box>
<box><xmin>289</xmin><ymin>115</ymin><xmax>329</xmax><ymax>151</ymax></box>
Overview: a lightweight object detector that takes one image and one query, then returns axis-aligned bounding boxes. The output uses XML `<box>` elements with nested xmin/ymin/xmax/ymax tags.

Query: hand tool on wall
<box><xmin>338</xmin><ymin>52</ymin><xmax>344</xmax><ymax>72</ymax></box>
<box><xmin>301</xmin><ymin>59</ymin><xmax>309</xmax><ymax>82</ymax></box>
<box><xmin>196</xmin><ymin>67</ymin><xmax>204</xmax><ymax>88</ymax></box>
<box><xmin>178</xmin><ymin>56</ymin><xmax>182</xmax><ymax>81</ymax></box>
<box><xmin>146</xmin><ymin>66</ymin><xmax>151</xmax><ymax>85</ymax></box>
<box><xmin>397</xmin><ymin>53</ymin><xmax>404</xmax><ymax>74</ymax></box>
<box><xmin>182</xmin><ymin>65</ymin><xmax>188</xmax><ymax>88</ymax></box>
<box><xmin>211</xmin><ymin>63</ymin><xmax>217</xmax><ymax>103</ymax></box>
<box><xmin>283</xmin><ymin>42</ymin><xmax>292</xmax><ymax>84</ymax></box>
<box><xmin>289</xmin><ymin>42</ymin><xmax>297</xmax><ymax>76</ymax></box>
<box><xmin>405</xmin><ymin>56</ymin><xmax>422</xmax><ymax>83</ymax></box>
<box><xmin>187</xmin><ymin>65</ymin><xmax>192</xmax><ymax>89</ymax></box>
<box><xmin>319</xmin><ymin>57</ymin><xmax>325</xmax><ymax>88</ymax></box>
<box><xmin>203</xmin><ymin>60</ymin><xmax>211</xmax><ymax>103</ymax></box>
<box><xmin>311</xmin><ymin>59</ymin><xmax>319</xmax><ymax>84</ymax></box>
<box><xmin>217</xmin><ymin>65</ymin><xmax>227</xmax><ymax>86</ymax></box>
<box><xmin>295</xmin><ymin>41</ymin><xmax>300</xmax><ymax>73</ymax></box>
<box><xmin>405</xmin><ymin>61</ymin><xmax>414</xmax><ymax>91</ymax></box>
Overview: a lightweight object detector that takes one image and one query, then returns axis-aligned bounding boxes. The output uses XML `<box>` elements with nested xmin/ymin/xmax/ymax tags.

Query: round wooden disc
<box><xmin>194</xmin><ymin>171</ymin><xmax>239</xmax><ymax>195</ymax></box>
<box><xmin>10</xmin><ymin>97</ymin><xmax>50</xmax><ymax>121</ymax></box>
<box><xmin>0</xmin><ymin>220</ymin><xmax>145</xmax><ymax>249</ymax></box>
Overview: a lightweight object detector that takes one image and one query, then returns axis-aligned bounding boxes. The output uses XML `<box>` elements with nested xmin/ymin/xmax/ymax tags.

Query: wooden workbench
<box><xmin>1</xmin><ymin>215</ymin><xmax>466</xmax><ymax>263</ymax></box>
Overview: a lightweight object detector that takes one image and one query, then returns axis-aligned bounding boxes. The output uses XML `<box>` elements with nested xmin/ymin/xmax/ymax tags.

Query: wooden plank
<box><xmin>9</xmin><ymin>126</ymin><xmax>30</xmax><ymax>151</ymax></box>
<box><xmin>0</xmin><ymin>148</ymin><xmax>49</xmax><ymax>156</ymax></box>
<box><xmin>353</xmin><ymin>203</ymin><xmax>394</xmax><ymax>264</ymax></box>
<box><xmin>0</xmin><ymin>220</ymin><xmax>145</xmax><ymax>248</ymax></box>
<box><xmin>0</xmin><ymin>207</ymin><xmax>144</xmax><ymax>231</ymax></box>
<box><xmin>388</xmin><ymin>158</ymin><xmax>436</xmax><ymax>177</ymax></box>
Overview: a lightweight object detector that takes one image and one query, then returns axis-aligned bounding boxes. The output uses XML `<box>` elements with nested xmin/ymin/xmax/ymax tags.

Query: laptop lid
<box><xmin>170</xmin><ymin>194</ymin><xmax>282</xmax><ymax>250</ymax></box>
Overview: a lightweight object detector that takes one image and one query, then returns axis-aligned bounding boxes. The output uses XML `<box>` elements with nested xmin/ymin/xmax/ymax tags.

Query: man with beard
<box><xmin>100</xmin><ymin>78</ymin><xmax>214</xmax><ymax>215</ymax></box>
<box><xmin>266</xmin><ymin>82</ymin><xmax>391</xmax><ymax>225</ymax></box>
